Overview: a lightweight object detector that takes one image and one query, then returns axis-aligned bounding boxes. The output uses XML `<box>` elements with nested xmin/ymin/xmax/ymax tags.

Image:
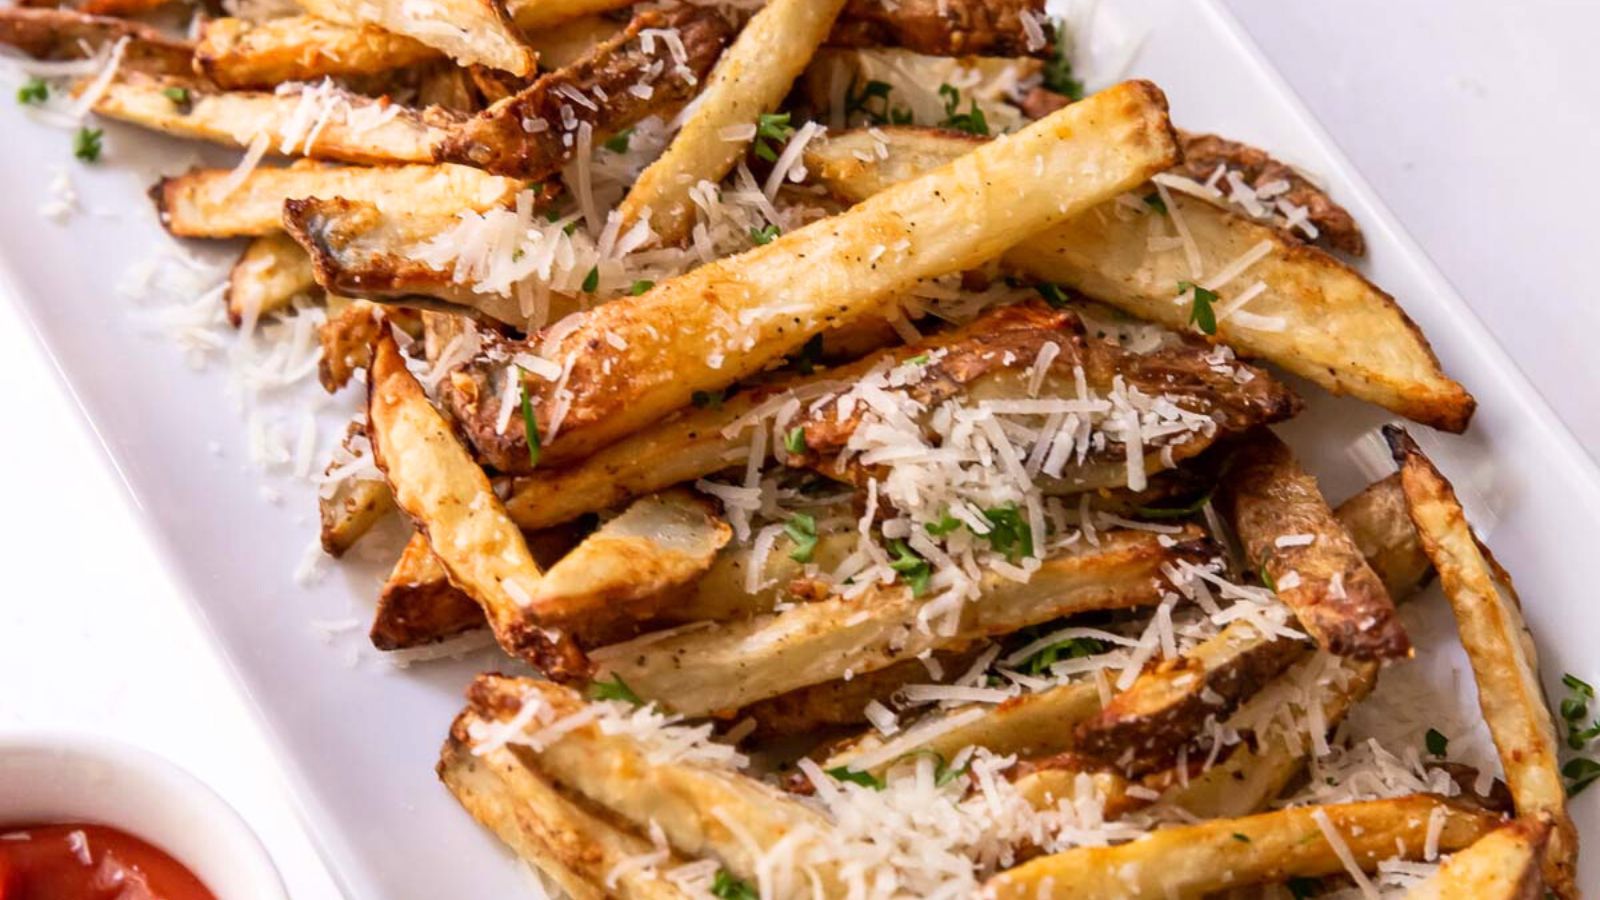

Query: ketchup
<box><xmin>0</xmin><ymin>824</ymin><xmax>215</xmax><ymax>900</ymax></box>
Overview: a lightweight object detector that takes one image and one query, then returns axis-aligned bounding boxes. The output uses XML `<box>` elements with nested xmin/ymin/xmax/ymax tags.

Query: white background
<box><xmin>0</xmin><ymin>2</ymin><xmax>1595</xmax><ymax>897</ymax></box>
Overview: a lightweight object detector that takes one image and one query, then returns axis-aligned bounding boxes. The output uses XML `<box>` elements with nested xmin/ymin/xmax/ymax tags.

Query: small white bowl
<box><xmin>0</xmin><ymin>730</ymin><xmax>288</xmax><ymax>899</ymax></box>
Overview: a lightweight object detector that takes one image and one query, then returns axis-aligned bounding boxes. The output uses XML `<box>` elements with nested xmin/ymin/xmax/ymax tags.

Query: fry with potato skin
<box><xmin>805</xmin><ymin>127</ymin><xmax>1475</xmax><ymax>433</ymax></box>
<box><xmin>0</xmin><ymin>6</ymin><xmax>193</xmax><ymax>75</ymax></box>
<box><xmin>297</xmin><ymin>0</ymin><xmax>535</xmax><ymax>76</ymax></box>
<box><xmin>828</xmin><ymin>0</ymin><xmax>1052</xmax><ymax>58</ymax></box>
<box><xmin>195</xmin><ymin>15</ymin><xmax>440</xmax><ymax>90</ymax></box>
<box><xmin>366</xmin><ymin>330</ymin><xmax>588</xmax><ymax>676</ymax></box>
<box><xmin>982</xmin><ymin>795</ymin><xmax>1500</xmax><ymax>899</ymax></box>
<box><xmin>226</xmin><ymin>232</ymin><xmax>316</xmax><ymax>326</ymax></box>
<box><xmin>1401</xmin><ymin>818</ymin><xmax>1548</xmax><ymax>900</ymax></box>
<box><xmin>1389</xmin><ymin>426</ymin><xmax>1578</xmax><ymax>897</ymax></box>
<box><xmin>318</xmin><ymin>417</ymin><xmax>394</xmax><ymax>556</ymax></box>
<box><xmin>372</xmin><ymin>532</ymin><xmax>485</xmax><ymax>650</ymax></box>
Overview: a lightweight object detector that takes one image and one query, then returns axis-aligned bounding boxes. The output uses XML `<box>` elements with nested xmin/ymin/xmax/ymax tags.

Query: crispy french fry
<box><xmin>0</xmin><ymin>6</ymin><xmax>193</xmax><ymax>75</ymax></box>
<box><xmin>194</xmin><ymin>15</ymin><xmax>440</xmax><ymax>89</ymax></box>
<box><xmin>435</xmin><ymin>6</ymin><xmax>731</xmax><ymax>180</ymax></box>
<box><xmin>372</xmin><ymin>532</ymin><xmax>485</xmax><ymax>650</ymax></box>
<box><xmin>828</xmin><ymin>0</ymin><xmax>1051</xmax><ymax>58</ymax></box>
<box><xmin>226</xmin><ymin>232</ymin><xmax>317</xmax><ymax>325</ymax></box>
<box><xmin>1010</xmin><ymin>754</ymin><xmax>1147</xmax><ymax>819</ymax></box>
<box><xmin>1218</xmin><ymin>429</ymin><xmax>1408</xmax><ymax>659</ymax></box>
<box><xmin>504</xmin><ymin>0</ymin><xmax>631</xmax><ymax>34</ymax></box>
<box><xmin>92</xmin><ymin>73</ymin><xmax>461</xmax><ymax>165</ymax></box>
<box><xmin>528</xmin><ymin>489</ymin><xmax>731</xmax><ymax>646</ymax></box>
<box><xmin>318</xmin><ymin>418</ymin><xmax>394</xmax><ymax>556</ymax></box>
<box><xmin>741</xmin><ymin>650</ymin><xmax>979</xmax><ymax>738</ymax></box>
<box><xmin>153</xmin><ymin>160</ymin><xmax>518</xmax><ymax>239</ymax></box>
<box><xmin>317</xmin><ymin>297</ymin><xmax>380</xmax><ymax>393</ymax></box>
<box><xmin>593</xmin><ymin>528</ymin><xmax>1209</xmax><ymax>717</ymax></box>
<box><xmin>454</xmin><ymin>84</ymin><xmax>1179</xmax><ymax>466</ymax></box>
<box><xmin>366</xmin><ymin>330</ymin><xmax>588</xmax><ymax>676</ymax></box>
<box><xmin>1388</xmin><ymin>426</ymin><xmax>1578</xmax><ymax>897</ymax></box>
<box><xmin>297</xmin><ymin>0</ymin><xmax>534</xmax><ymax>75</ymax></box>
<box><xmin>518</xmin><ymin>14</ymin><xmax>617</xmax><ymax>69</ymax></box>
<box><xmin>618</xmin><ymin>0</ymin><xmax>850</xmax><ymax>244</ymax></box>
<box><xmin>984</xmin><ymin>795</ymin><xmax>1499</xmax><ymax>899</ymax></box>
<box><xmin>439</xmin><ymin>727</ymin><xmax>693</xmax><ymax>900</ymax></box>
<box><xmin>1402</xmin><ymin>818</ymin><xmax>1549</xmax><ymax>900</ymax></box>
<box><xmin>805</xmin><ymin>127</ymin><xmax>1475</xmax><ymax>433</ymax></box>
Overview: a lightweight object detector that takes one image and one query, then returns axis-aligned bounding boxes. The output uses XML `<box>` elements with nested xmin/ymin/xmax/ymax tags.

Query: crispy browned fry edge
<box><xmin>439</xmin><ymin>725</ymin><xmax>692</xmax><ymax>900</ymax></box>
<box><xmin>1219</xmin><ymin>428</ymin><xmax>1408</xmax><ymax>659</ymax></box>
<box><xmin>226</xmin><ymin>232</ymin><xmax>316</xmax><ymax>326</ymax></box>
<box><xmin>1173</xmin><ymin>130</ymin><xmax>1366</xmax><ymax>257</ymax></box>
<box><xmin>1388</xmin><ymin>426</ymin><xmax>1578</xmax><ymax>897</ymax></box>
<box><xmin>0</xmin><ymin>6</ymin><xmax>193</xmax><ymax>74</ymax></box>
<box><xmin>983</xmin><ymin>795</ymin><xmax>1500</xmax><ymax>898</ymax></box>
<box><xmin>742</xmin><ymin>649</ymin><xmax>980</xmax><ymax>739</ymax></box>
<box><xmin>372</xmin><ymin>532</ymin><xmax>486</xmax><ymax>650</ymax></box>
<box><xmin>194</xmin><ymin>15</ymin><xmax>440</xmax><ymax>90</ymax></box>
<box><xmin>92</xmin><ymin>72</ymin><xmax>462</xmax><ymax>165</ymax></box>
<box><xmin>829</xmin><ymin>0</ymin><xmax>1051</xmax><ymax>57</ymax></box>
<box><xmin>299</xmin><ymin>0</ymin><xmax>534</xmax><ymax>76</ymax></box>
<box><xmin>366</xmin><ymin>330</ymin><xmax>589</xmax><ymax>676</ymax></box>
<box><xmin>1402</xmin><ymin>818</ymin><xmax>1549</xmax><ymax>900</ymax></box>
<box><xmin>435</xmin><ymin>6</ymin><xmax>731</xmax><ymax>179</ymax></box>
<box><xmin>806</xmin><ymin>127</ymin><xmax>1475</xmax><ymax>433</ymax></box>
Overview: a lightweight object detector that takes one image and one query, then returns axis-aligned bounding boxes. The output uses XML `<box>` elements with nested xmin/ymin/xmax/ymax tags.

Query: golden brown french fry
<box><xmin>805</xmin><ymin>127</ymin><xmax>1475</xmax><ymax>433</ymax></box>
<box><xmin>618</xmin><ymin>0</ymin><xmax>850</xmax><ymax>244</ymax></box>
<box><xmin>298</xmin><ymin>0</ymin><xmax>534</xmax><ymax>76</ymax></box>
<box><xmin>318</xmin><ymin>419</ymin><xmax>394</xmax><ymax>556</ymax></box>
<box><xmin>194</xmin><ymin>15</ymin><xmax>440</xmax><ymax>89</ymax></box>
<box><xmin>1218</xmin><ymin>429</ymin><xmax>1408</xmax><ymax>659</ymax></box>
<box><xmin>504</xmin><ymin>0</ymin><xmax>631</xmax><ymax>34</ymax></box>
<box><xmin>226</xmin><ymin>232</ymin><xmax>317</xmax><ymax>326</ymax></box>
<box><xmin>0</xmin><ymin>6</ymin><xmax>193</xmax><ymax>75</ymax></box>
<box><xmin>439</xmin><ymin>727</ymin><xmax>694</xmax><ymax>900</ymax></box>
<box><xmin>1009</xmin><ymin>754</ymin><xmax>1147</xmax><ymax>819</ymax></box>
<box><xmin>1402</xmin><ymin>818</ymin><xmax>1549</xmax><ymax>900</ymax></box>
<box><xmin>593</xmin><ymin>529</ymin><xmax>1210</xmax><ymax>717</ymax></box>
<box><xmin>982</xmin><ymin>795</ymin><xmax>1501</xmax><ymax>899</ymax></box>
<box><xmin>1389</xmin><ymin>426</ymin><xmax>1578</xmax><ymax>897</ymax></box>
<box><xmin>366</xmin><ymin>330</ymin><xmax>588</xmax><ymax>676</ymax></box>
<box><xmin>828</xmin><ymin>0</ymin><xmax>1052</xmax><ymax>58</ymax></box>
<box><xmin>741</xmin><ymin>650</ymin><xmax>980</xmax><ymax>739</ymax></box>
<box><xmin>372</xmin><ymin>532</ymin><xmax>485</xmax><ymax>650</ymax></box>
<box><xmin>17</xmin><ymin>0</ymin><xmax>172</xmax><ymax>18</ymax></box>
<box><xmin>436</xmin><ymin>5</ymin><xmax>731</xmax><ymax>180</ymax></box>
<box><xmin>92</xmin><ymin>73</ymin><xmax>461</xmax><ymax>165</ymax></box>
<box><xmin>317</xmin><ymin>297</ymin><xmax>380</xmax><ymax>393</ymax></box>
<box><xmin>154</xmin><ymin>160</ymin><xmax>518</xmax><ymax>239</ymax></box>
<box><xmin>457</xmin><ymin>83</ymin><xmax>1179</xmax><ymax>466</ymax></box>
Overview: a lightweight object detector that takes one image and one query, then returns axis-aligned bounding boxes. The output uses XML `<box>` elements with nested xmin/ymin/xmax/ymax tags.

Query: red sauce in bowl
<box><xmin>0</xmin><ymin>823</ymin><xmax>215</xmax><ymax>900</ymax></box>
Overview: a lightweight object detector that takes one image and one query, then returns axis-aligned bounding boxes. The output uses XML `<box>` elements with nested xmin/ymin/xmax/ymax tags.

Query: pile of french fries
<box><xmin>7</xmin><ymin>0</ymin><xmax>1585</xmax><ymax>895</ymax></box>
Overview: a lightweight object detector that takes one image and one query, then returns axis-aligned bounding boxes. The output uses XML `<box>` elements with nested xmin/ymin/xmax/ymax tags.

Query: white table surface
<box><xmin>0</xmin><ymin>3</ymin><xmax>1595</xmax><ymax>898</ymax></box>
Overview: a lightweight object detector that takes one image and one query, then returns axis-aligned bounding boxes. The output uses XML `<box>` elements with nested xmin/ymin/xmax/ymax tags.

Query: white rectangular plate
<box><xmin>1</xmin><ymin>0</ymin><xmax>1597</xmax><ymax>895</ymax></box>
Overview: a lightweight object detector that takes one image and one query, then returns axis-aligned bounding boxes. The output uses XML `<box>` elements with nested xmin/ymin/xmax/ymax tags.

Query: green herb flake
<box><xmin>602</xmin><ymin>127</ymin><xmax>633</xmax><ymax>153</ymax></box>
<box><xmin>73</xmin><ymin>126</ymin><xmax>103</xmax><ymax>163</ymax></box>
<box><xmin>1022</xmin><ymin>636</ymin><xmax>1105</xmax><ymax>677</ymax></box>
<box><xmin>1134</xmin><ymin>489</ymin><xmax>1215</xmax><ymax>521</ymax></box>
<box><xmin>937</xmin><ymin>83</ymin><xmax>989</xmax><ymax>136</ymax></box>
<box><xmin>710</xmin><ymin>870</ymin><xmax>758</xmax><ymax>900</ymax></box>
<box><xmin>1178</xmin><ymin>280</ymin><xmax>1218</xmax><ymax>336</ymax></box>
<box><xmin>824</xmin><ymin>766</ymin><xmax>885</xmax><ymax>790</ymax></box>
<box><xmin>785</xmin><ymin>512</ymin><xmax>818</xmax><ymax>563</ymax></box>
<box><xmin>1231</xmin><ymin>833</ymin><xmax>1251</xmax><ymax>843</ymax></box>
<box><xmin>1563</xmin><ymin>757</ymin><xmax>1600</xmax><ymax>796</ymax></box>
<box><xmin>980</xmin><ymin>503</ymin><xmax>1034</xmax><ymax>563</ymax></box>
<box><xmin>628</xmin><ymin>279</ymin><xmax>654</xmax><ymax>296</ymax></box>
<box><xmin>1258</xmin><ymin>563</ymin><xmax>1278</xmax><ymax>593</ymax></box>
<box><xmin>888</xmin><ymin>540</ymin><xmax>931</xmax><ymax>596</ymax></box>
<box><xmin>783</xmin><ymin>426</ymin><xmax>807</xmax><ymax>456</ymax></box>
<box><xmin>752</xmin><ymin>111</ymin><xmax>795</xmax><ymax>163</ymax></box>
<box><xmin>1424</xmin><ymin>727</ymin><xmax>1449</xmax><ymax>757</ymax></box>
<box><xmin>581</xmin><ymin>265</ymin><xmax>599</xmax><ymax>293</ymax></box>
<box><xmin>844</xmin><ymin>78</ymin><xmax>911</xmax><ymax>126</ymax></box>
<box><xmin>1041</xmin><ymin>20</ymin><xmax>1085</xmax><ymax>100</ymax></box>
<box><xmin>1034</xmin><ymin>282</ymin><xmax>1072</xmax><ymax>309</ymax></box>
<box><xmin>749</xmin><ymin>224</ymin><xmax>780</xmax><ymax>245</ymax></box>
<box><xmin>904</xmin><ymin>353</ymin><xmax>930</xmax><ymax>366</ymax></box>
<box><xmin>1143</xmin><ymin>192</ymin><xmax>1167</xmax><ymax>215</ymax></box>
<box><xmin>17</xmin><ymin>77</ymin><xmax>48</xmax><ymax>106</ymax></box>
<box><xmin>517</xmin><ymin>369</ymin><xmax>542</xmax><ymax>469</ymax></box>
<box><xmin>161</xmin><ymin>85</ymin><xmax>192</xmax><ymax>111</ymax></box>
<box><xmin>925</xmin><ymin>510</ymin><xmax>962</xmax><ymax>537</ymax></box>
<box><xmin>895</xmin><ymin>749</ymin><xmax>968</xmax><ymax>787</ymax></box>
<box><xmin>587</xmin><ymin>674</ymin><xmax>643</xmax><ymax>706</ymax></box>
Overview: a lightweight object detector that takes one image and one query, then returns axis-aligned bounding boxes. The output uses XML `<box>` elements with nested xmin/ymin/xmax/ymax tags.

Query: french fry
<box><xmin>805</xmin><ymin>127</ymin><xmax>1476</xmax><ymax>433</ymax></box>
<box><xmin>1218</xmin><ymin>429</ymin><xmax>1408</xmax><ymax>659</ymax></box>
<box><xmin>617</xmin><ymin>0</ymin><xmax>851</xmax><ymax>244</ymax></box>
<box><xmin>0</xmin><ymin>6</ymin><xmax>193</xmax><ymax>75</ymax></box>
<box><xmin>195</xmin><ymin>15</ymin><xmax>440</xmax><ymax>90</ymax></box>
<box><xmin>592</xmin><ymin>528</ymin><xmax>1210</xmax><ymax>717</ymax></box>
<box><xmin>518</xmin><ymin>14</ymin><xmax>617</xmax><ymax>69</ymax></box>
<box><xmin>504</xmin><ymin>0</ymin><xmax>631</xmax><ymax>34</ymax></box>
<box><xmin>828</xmin><ymin>0</ymin><xmax>1052</xmax><ymax>58</ymax></box>
<box><xmin>527</xmin><ymin>489</ymin><xmax>731</xmax><ymax>646</ymax></box>
<box><xmin>1402</xmin><ymin>818</ymin><xmax>1549</xmax><ymax>900</ymax></box>
<box><xmin>372</xmin><ymin>532</ymin><xmax>486</xmax><ymax>650</ymax></box>
<box><xmin>92</xmin><ymin>73</ymin><xmax>461</xmax><ymax>165</ymax></box>
<box><xmin>366</xmin><ymin>330</ymin><xmax>588</xmax><ymax>676</ymax></box>
<box><xmin>740</xmin><ymin>650</ymin><xmax>979</xmax><ymax>738</ymax></box>
<box><xmin>458</xmin><ymin>83</ymin><xmax>1179</xmax><ymax>466</ymax></box>
<box><xmin>317</xmin><ymin>297</ymin><xmax>380</xmax><ymax>393</ymax></box>
<box><xmin>1388</xmin><ymin>426</ymin><xmax>1578</xmax><ymax>897</ymax></box>
<box><xmin>317</xmin><ymin>418</ymin><xmax>394</xmax><ymax>556</ymax></box>
<box><xmin>982</xmin><ymin>795</ymin><xmax>1500</xmax><ymax>899</ymax></box>
<box><xmin>435</xmin><ymin>6</ymin><xmax>732</xmax><ymax>180</ymax></box>
<box><xmin>297</xmin><ymin>0</ymin><xmax>535</xmax><ymax>76</ymax></box>
<box><xmin>439</xmin><ymin>728</ymin><xmax>694</xmax><ymax>900</ymax></box>
<box><xmin>17</xmin><ymin>0</ymin><xmax>172</xmax><ymax>18</ymax></box>
<box><xmin>153</xmin><ymin>160</ymin><xmax>519</xmax><ymax>239</ymax></box>
<box><xmin>226</xmin><ymin>232</ymin><xmax>316</xmax><ymax>326</ymax></box>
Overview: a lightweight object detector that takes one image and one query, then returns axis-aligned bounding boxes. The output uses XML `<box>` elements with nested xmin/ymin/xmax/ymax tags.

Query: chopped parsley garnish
<box><xmin>937</xmin><ymin>84</ymin><xmax>989</xmax><ymax>136</ymax></box>
<box><xmin>1559</xmin><ymin>673</ymin><xmax>1600</xmax><ymax>749</ymax></box>
<box><xmin>1258</xmin><ymin>562</ymin><xmax>1278</xmax><ymax>593</ymax></box>
<box><xmin>904</xmin><ymin>353</ymin><xmax>930</xmax><ymax>366</ymax></box>
<box><xmin>517</xmin><ymin>369</ymin><xmax>542</xmax><ymax>469</ymax></box>
<box><xmin>563</xmin><ymin>220</ymin><xmax>578</xmax><ymax>236</ymax></box>
<box><xmin>1231</xmin><ymin>833</ymin><xmax>1251</xmax><ymax>843</ymax></box>
<box><xmin>752</xmin><ymin>111</ymin><xmax>795</xmax><ymax>163</ymax></box>
<box><xmin>1041</xmin><ymin>20</ymin><xmax>1085</xmax><ymax>100</ymax></box>
<box><xmin>749</xmin><ymin>223</ymin><xmax>780</xmax><ymax>245</ymax></box>
<box><xmin>628</xmin><ymin>279</ymin><xmax>654</xmax><ymax>296</ymax></box>
<box><xmin>17</xmin><ymin>77</ymin><xmax>48</xmax><ymax>106</ymax></box>
<box><xmin>1143</xmin><ymin>192</ymin><xmax>1167</xmax><ymax>215</ymax></box>
<box><xmin>888</xmin><ymin>540</ymin><xmax>931</xmax><ymax>595</ymax></box>
<box><xmin>162</xmin><ymin>85</ymin><xmax>192</xmax><ymax>111</ymax></box>
<box><xmin>980</xmin><ymin>502</ymin><xmax>1034</xmax><ymax>562</ymax></box>
<box><xmin>783</xmin><ymin>426</ymin><xmax>807</xmax><ymax>456</ymax></box>
<box><xmin>710</xmin><ymin>870</ymin><xmax>758</xmax><ymax>900</ymax></box>
<box><xmin>1134</xmin><ymin>489</ymin><xmax>1214</xmax><ymax>520</ymax></box>
<box><xmin>825</xmin><ymin>766</ymin><xmax>885</xmax><ymax>790</ymax></box>
<box><xmin>602</xmin><ymin>127</ymin><xmax>633</xmax><ymax>153</ymax></box>
<box><xmin>1564</xmin><ymin>757</ymin><xmax>1600</xmax><ymax>796</ymax></box>
<box><xmin>925</xmin><ymin>510</ymin><xmax>962</xmax><ymax>537</ymax></box>
<box><xmin>73</xmin><ymin>127</ymin><xmax>103</xmax><ymax>163</ymax></box>
<box><xmin>1424</xmin><ymin>727</ymin><xmax>1449</xmax><ymax>757</ymax></box>
<box><xmin>587</xmin><ymin>674</ymin><xmax>643</xmax><ymax>705</ymax></box>
<box><xmin>1034</xmin><ymin>282</ymin><xmax>1072</xmax><ymax>308</ymax></box>
<box><xmin>844</xmin><ymin>77</ymin><xmax>912</xmax><ymax>126</ymax></box>
<box><xmin>1022</xmin><ymin>636</ymin><xmax>1104</xmax><ymax>676</ymax></box>
<box><xmin>1178</xmin><ymin>280</ymin><xmax>1218</xmax><ymax>335</ymax></box>
<box><xmin>691</xmin><ymin>389</ymin><xmax>725</xmax><ymax>409</ymax></box>
<box><xmin>785</xmin><ymin>512</ymin><xmax>818</xmax><ymax>563</ymax></box>
<box><xmin>581</xmin><ymin>265</ymin><xmax>599</xmax><ymax>293</ymax></box>
<box><xmin>792</xmin><ymin>333</ymin><xmax>823</xmax><ymax>374</ymax></box>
